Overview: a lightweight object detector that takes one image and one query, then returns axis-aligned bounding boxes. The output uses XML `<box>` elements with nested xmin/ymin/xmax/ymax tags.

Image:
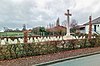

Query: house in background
<box><xmin>84</xmin><ymin>17</ymin><xmax>100</xmax><ymax>34</ymax></box>
<box><xmin>75</xmin><ymin>25</ymin><xmax>85</xmax><ymax>33</ymax></box>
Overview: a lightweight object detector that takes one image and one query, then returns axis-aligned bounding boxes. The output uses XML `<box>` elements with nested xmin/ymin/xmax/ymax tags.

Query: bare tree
<box><xmin>70</xmin><ymin>19</ymin><xmax>78</xmax><ymax>33</ymax></box>
<box><xmin>70</xmin><ymin>19</ymin><xmax>78</xmax><ymax>28</ymax></box>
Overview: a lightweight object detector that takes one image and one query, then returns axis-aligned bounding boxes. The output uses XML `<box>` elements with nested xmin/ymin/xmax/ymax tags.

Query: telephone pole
<box><xmin>88</xmin><ymin>16</ymin><xmax>92</xmax><ymax>40</ymax></box>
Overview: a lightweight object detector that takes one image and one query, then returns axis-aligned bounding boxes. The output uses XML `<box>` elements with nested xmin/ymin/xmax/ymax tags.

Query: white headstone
<box><xmin>34</xmin><ymin>37</ymin><xmax>38</xmax><ymax>42</ymax></box>
<box><xmin>18</xmin><ymin>38</ymin><xmax>24</xmax><ymax>43</ymax></box>
<box><xmin>59</xmin><ymin>36</ymin><xmax>63</xmax><ymax>40</ymax></box>
<box><xmin>13</xmin><ymin>39</ymin><xmax>18</xmax><ymax>44</ymax></box>
<box><xmin>50</xmin><ymin>37</ymin><xmax>53</xmax><ymax>41</ymax></box>
<box><xmin>28</xmin><ymin>37</ymin><xmax>33</xmax><ymax>43</ymax></box>
<box><xmin>8</xmin><ymin>38</ymin><xmax>13</xmax><ymax>44</ymax></box>
<box><xmin>1</xmin><ymin>39</ymin><xmax>5</xmax><ymax>45</ymax></box>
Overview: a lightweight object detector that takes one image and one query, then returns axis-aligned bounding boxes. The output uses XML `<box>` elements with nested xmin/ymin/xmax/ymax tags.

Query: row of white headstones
<box><xmin>0</xmin><ymin>35</ymin><xmax>95</xmax><ymax>45</ymax></box>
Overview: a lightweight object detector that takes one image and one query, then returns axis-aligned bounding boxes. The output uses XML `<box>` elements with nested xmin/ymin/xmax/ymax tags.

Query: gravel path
<box><xmin>0</xmin><ymin>47</ymin><xmax>100</xmax><ymax>66</ymax></box>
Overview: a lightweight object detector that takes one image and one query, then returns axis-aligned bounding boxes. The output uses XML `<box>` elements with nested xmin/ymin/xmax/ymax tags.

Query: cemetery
<box><xmin>0</xmin><ymin>10</ymin><xmax>100</xmax><ymax>66</ymax></box>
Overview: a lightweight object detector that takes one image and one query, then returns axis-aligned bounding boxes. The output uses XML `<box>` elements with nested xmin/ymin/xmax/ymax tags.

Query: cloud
<box><xmin>0</xmin><ymin>0</ymin><xmax>100</xmax><ymax>30</ymax></box>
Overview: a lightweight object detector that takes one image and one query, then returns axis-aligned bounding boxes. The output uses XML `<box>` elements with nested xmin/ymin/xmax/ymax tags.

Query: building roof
<box><xmin>76</xmin><ymin>25</ymin><xmax>85</xmax><ymax>29</ymax></box>
<box><xmin>47</xmin><ymin>26</ymin><xmax>66</xmax><ymax>32</ymax></box>
<box><xmin>84</xmin><ymin>17</ymin><xmax>100</xmax><ymax>25</ymax></box>
<box><xmin>47</xmin><ymin>25</ymin><xmax>66</xmax><ymax>32</ymax></box>
<box><xmin>47</xmin><ymin>17</ymin><xmax>67</xmax><ymax>32</ymax></box>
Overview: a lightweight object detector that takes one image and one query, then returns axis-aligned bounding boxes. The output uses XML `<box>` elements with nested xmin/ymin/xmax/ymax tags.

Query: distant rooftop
<box><xmin>84</xmin><ymin>17</ymin><xmax>100</xmax><ymax>25</ymax></box>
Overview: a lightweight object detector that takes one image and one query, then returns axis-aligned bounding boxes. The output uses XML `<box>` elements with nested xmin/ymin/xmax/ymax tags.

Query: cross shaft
<box><xmin>65</xmin><ymin>9</ymin><xmax>72</xmax><ymax>36</ymax></box>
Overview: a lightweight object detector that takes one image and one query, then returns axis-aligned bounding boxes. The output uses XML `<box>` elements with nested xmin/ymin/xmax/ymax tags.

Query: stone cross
<box><xmin>65</xmin><ymin>9</ymin><xmax>72</xmax><ymax>36</ymax></box>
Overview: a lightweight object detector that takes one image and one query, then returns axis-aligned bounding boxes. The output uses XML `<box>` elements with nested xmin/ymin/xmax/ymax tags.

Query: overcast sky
<box><xmin>0</xmin><ymin>0</ymin><xmax>100</xmax><ymax>30</ymax></box>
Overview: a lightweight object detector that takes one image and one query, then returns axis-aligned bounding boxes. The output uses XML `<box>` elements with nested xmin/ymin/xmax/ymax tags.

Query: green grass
<box><xmin>0</xmin><ymin>32</ymin><xmax>24</xmax><ymax>37</ymax></box>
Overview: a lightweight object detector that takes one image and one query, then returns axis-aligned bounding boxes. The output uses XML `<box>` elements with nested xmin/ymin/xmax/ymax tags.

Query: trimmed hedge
<box><xmin>0</xmin><ymin>42</ymin><xmax>58</xmax><ymax>60</ymax></box>
<box><xmin>0</xmin><ymin>36</ymin><xmax>100</xmax><ymax>60</ymax></box>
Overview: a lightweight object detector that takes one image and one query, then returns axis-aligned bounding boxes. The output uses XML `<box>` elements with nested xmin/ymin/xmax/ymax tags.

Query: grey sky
<box><xmin>0</xmin><ymin>0</ymin><xmax>100</xmax><ymax>30</ymax></box>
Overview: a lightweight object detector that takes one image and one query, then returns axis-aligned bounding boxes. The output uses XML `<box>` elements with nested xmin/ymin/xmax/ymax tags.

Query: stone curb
<box><xmin>34</xmin><ymin>51</ymin><xmax>100</xmax><ymax>66</ymax></box>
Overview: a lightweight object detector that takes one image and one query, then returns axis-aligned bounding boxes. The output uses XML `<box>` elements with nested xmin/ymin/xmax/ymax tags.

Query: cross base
<box><xmin>66</xmin><ymin>33</ymin><xmax>70</xmax><ymax>36</ymax></box>
<box><xmin>63</xmin><ymin>34</ymin><xmax>75</xmax><ymax>40</ymax></box>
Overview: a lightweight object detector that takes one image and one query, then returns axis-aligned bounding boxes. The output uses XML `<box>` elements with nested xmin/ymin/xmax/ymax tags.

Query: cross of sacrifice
<box><xmin>65</xmin><ymin>9</ymin><xmax>72</xmax><ymax>36</ymax></box>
